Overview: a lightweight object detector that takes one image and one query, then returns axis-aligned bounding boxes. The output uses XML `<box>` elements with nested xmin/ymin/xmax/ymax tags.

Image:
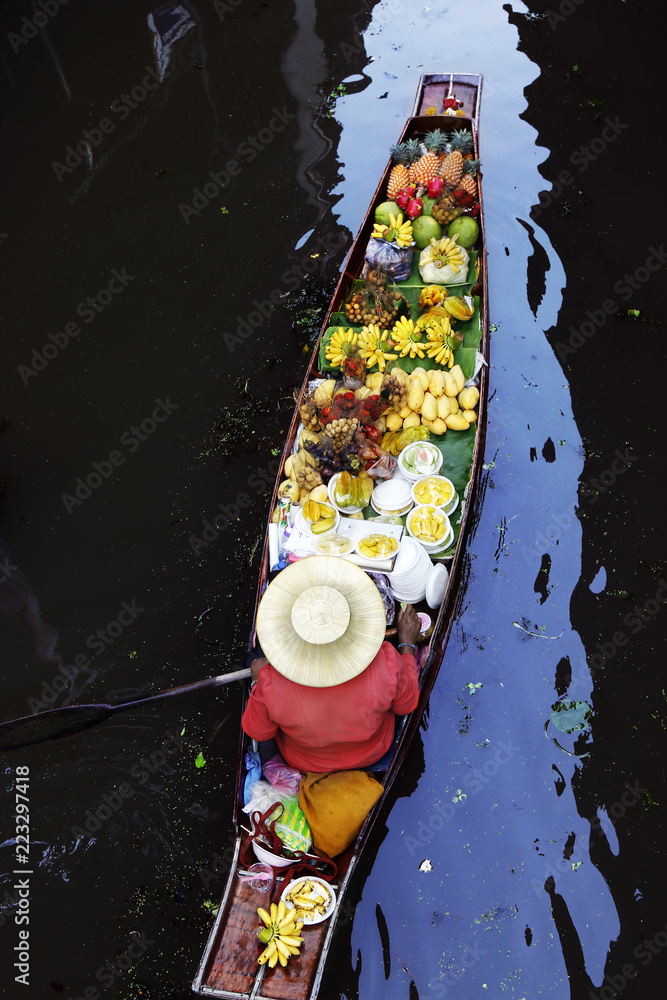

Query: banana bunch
<box><xmin>418</xmin><ymin>285</ymin><xmax>449</xmax><ymax>309</ymax></box>
<box><xmin>425</xmin><ymin>336</ymin><xmax>455</xmax><ymax>367</ymax></box>
<box><xmin>257</xmin><ymin>901</ymin><xmax>304</xmax><ymax>968</ymax></box>
<box><xmin>390</xmin><ymin>316</ymin><xmax>425</xmax><ymax>359</ymax></box>
<box><xmin>325</xmin><ymin>327</ymin><xmax>358</xmax><ymax>368</ymax></box>
<box><xmin>358</xmin><ymin>324</ymin><xmax>398</xmax><ymax>372</ymax></box>
<box><xmin>371</xmin><ymin>213</ymin><xmax>413</xmax><ymax>248</ymax></box>
<box><xmin>421</xmin><ymin>235</ymin><xmax>466</xmax><ymax>274</ymax></box>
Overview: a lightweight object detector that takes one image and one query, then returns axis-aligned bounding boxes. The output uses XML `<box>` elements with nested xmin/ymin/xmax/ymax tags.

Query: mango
<box><xmin>421</xmin><ymin>391</ymin><xmax>438</xmax><ymax>422</ymax></box>
<box><xmin>458</xmin><ymin>387</ymin><xmax>479</xmax><ymax>412</ymax></box>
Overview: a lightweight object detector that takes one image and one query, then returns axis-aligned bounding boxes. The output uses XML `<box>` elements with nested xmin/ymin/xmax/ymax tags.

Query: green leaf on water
<box><xmin>550</xmin><ymin>699</ymin><xmax>592</xmax><ymax>734</ymax></box>
<box><xmin>195</xmin><ymin>751</ymin><xmax>206</xmax><ymax>768</ymax></box>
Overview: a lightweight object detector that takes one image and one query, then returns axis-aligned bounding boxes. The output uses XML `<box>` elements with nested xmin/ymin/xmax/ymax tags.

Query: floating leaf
<box><xmin>195</xmin><ymin>751</ymin><xmax>206</xmax><ymax>768</ymax></box>
<box><xmin>550</xmin><ymin>700</ymin><xmax>592</xmax><ymax>734</ymax></box>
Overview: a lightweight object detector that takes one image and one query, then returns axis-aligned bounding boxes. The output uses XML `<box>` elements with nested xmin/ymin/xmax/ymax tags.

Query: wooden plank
<box><xmin>200</xmin><ymin>879</ymin><xmax>262</xmax><ymax>995</ymax></box>
<box><xmin>259</xmin><ymin>923</ymin><xmax>328</xmax><ymax>1000</ymax></box>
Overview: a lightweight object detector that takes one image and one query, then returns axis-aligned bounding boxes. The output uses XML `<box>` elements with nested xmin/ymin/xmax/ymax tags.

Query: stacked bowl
<box><xmin>386</xmin><ymin>537</ymin><xmax>433</xmax><ymax>603</ymax></box>
<box><xmin>370</xmin><ymin>477</ymin><xmax>413</xmax><ymax>518</ymax></box>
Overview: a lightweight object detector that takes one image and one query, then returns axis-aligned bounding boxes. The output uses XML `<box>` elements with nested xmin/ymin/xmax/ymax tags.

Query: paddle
<box><xmin>0</xmin><ymin>667</ymin><xmax>251</xmax><ymax>752</ymax></box>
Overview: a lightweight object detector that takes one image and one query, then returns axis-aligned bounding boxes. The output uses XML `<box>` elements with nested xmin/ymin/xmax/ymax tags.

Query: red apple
<box><xmin>406</xmin><ymin>198</ymin><xmax>423</xmax><ymax>219</ymax></box>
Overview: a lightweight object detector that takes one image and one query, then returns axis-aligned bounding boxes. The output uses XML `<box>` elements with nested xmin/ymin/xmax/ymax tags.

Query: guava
<box><xmin>447</xmin><ymin>216</ymin><xmax>480</xmax><ymax>249</ymax></box>
<box><xmin>374</xmin><ymin>201</ymin><xmax>401</xmax><ymax>226</ymax></box>
<box><xmin>411</xmin><ymin>215</ymin><xmax>443</xmax><ymax>249</ymax></box>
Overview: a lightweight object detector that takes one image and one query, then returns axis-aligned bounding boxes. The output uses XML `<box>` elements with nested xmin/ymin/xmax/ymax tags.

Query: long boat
<box><xmin>193</xmin><ymin>72</ymin><xmax>488</xmax><ymax>1000</ymax></box>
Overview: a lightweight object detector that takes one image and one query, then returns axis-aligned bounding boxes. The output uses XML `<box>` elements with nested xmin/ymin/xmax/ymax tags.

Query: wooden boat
<box><xmin>192</xmin><ymin>72</ymin><xmax>488</xmax><ymax>1000</ymax></box>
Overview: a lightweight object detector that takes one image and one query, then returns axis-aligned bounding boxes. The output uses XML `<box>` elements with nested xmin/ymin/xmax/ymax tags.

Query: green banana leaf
<box><xmin>364</xmin><ymin>422</ymin><xmax>477</xmax><ymax>557</ymax></box>
<box><xmin>318</xmin><ymin>295</ymin><xmax>482</xmax><ymax>378</ymax></box>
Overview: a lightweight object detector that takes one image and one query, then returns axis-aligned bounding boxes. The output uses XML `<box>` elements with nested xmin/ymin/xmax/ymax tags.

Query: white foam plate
<box><xmin>426</xmin><ymin>563</ymin><xmax>449</xmax><ymax>609</ymax></box>
<box><xmin>280</xmin><ymin>876</ymin><xmax>337</xmax><ymax>926</ymax></box>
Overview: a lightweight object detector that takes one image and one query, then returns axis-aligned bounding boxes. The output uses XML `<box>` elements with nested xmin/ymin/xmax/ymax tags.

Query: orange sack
<box><xmin>298</xmin><ymin>770</ymin><xmax>384</xmax><ymax>858</ymax></box>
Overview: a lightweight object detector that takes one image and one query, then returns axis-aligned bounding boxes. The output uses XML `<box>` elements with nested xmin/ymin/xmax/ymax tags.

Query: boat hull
<box><xmin>193</xmin><ymin>71</ymin><xmax>488</xmax><ymax>1000</ymax></box>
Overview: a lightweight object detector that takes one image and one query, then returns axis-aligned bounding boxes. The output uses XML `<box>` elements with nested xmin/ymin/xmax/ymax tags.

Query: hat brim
<box><xmin>256</xmin><ymin>556</ymin><xmax>386</xmax><ymax>687</ymax></box>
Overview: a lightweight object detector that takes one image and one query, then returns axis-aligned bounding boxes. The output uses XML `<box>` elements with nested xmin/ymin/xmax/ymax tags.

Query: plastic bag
<box><xmin>263</xmin><ymin>754</ymin><xmax>303</xmax><ymax>797</ymax></box>
<box><xmin>242</xmin><ymin>780</ymin><xmax>312</xmax><ymax>854</ymax></box>
<box><xmin>243</xmin><ymin>749</ymin><xmax>262</xmax><ymax>806</ymax></box>
<box><xmin>344</xmin><ymin>268</ymin><xmax>406</xmax><ymax>330</ymax></box>
<box><xmin>367</xmin><ymin>572</ymin><xmax>396</xmax><ymax>626</ymax></box>
<box><xmin>418</xmin><ymin>244</ymin><xmax>470</xmax><ymax>285</ymax></box>
<box><xmin>364</xmin><ymin>238</ymin><xmax>414</xmax><ymax>282</ymax></box>
<box><xmin>357</xmin><ymin>437</ymin><xmax>398</xmax><ymax>479</ymax></box>
<box><xmin>381</xmin><ymin>425</ymin><xmax>430</xmax><ymax>456</ymax></box>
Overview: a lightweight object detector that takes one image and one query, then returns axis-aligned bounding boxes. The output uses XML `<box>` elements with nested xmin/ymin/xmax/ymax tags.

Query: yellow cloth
<box><xmin>298</xmin><ymin>770</ymin><xmax>384</xmax><ymax>858</ymax></box>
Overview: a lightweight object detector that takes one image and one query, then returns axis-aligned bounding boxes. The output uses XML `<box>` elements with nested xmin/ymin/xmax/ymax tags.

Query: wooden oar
<box><xmin>0</xmin><ymin>667</ymin><xmax>251</xmax><ymax>752</ymax></box>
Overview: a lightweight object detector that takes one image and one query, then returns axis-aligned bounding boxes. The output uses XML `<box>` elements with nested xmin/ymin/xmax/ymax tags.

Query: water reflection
<box><xmin>281</xmin><ymin>0</ymin><xmax>334</xmax><ymax>219</ymax></box>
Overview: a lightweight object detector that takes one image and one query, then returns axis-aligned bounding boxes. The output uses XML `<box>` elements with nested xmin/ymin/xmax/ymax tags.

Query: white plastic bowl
<box><xmin>294</xmin><ymin>505</ymin><xmax>340</xmax><ymax>537</ymax></box>
<box><xmin>252</xmin><ymin>840</ymin><xmax>293</xmax><ymax>868</ymax></box>
<box><xmin>411</xmin><ymin>475</ymin><xmax>458</xmax><ymax>516</ymax></box>
<box><xmin>397</xmin><ymin>441</ymin><xmax>443</xmax><ymax>482</ymax></box>
<box><xmin>372</xmin><ymin>477</ymin><xmax>412</xmax><ymax>510</ymax></box>
<box><xmin>327</xmin><ymin>473</ymin><xmax>365</xmax><ymax>514</ymax></box>
<box><xmin>407</xmin><ymin>505</ymin><xmax>453</xmax><ymax>552</ymax></box>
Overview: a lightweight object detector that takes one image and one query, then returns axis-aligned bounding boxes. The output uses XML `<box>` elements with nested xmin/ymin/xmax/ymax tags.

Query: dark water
<box><xmin>1</xmin><ymin>1</ymin><xmax>665</xmax><ymax>998</ymax></box>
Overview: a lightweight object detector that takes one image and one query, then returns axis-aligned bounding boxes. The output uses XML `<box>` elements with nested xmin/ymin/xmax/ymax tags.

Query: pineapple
<box><xmin>423</xmin><ymin>128</ymin><xmax>450</xmax><ymax>170</ymax></box>
<box><xmin>459</xmin><ymin>158</ymin><xmax>481</xmax><ymax>198</ymax></box>
<box><xmin>450</xmin><ymin>128</ymin><xmax>474</xmax><ymax>155</ymax></box>
<box><xmin>441</xmin><ymin>149</ymin><xmax>464</xmax><ymax>187</ymax></box>
<box><xmin>386</xmin><ymin>143</ymin><xmax>410</xmax><ymax>200</ymax></box>
<box><xmin>403</xmin><ymin>138</ymin><xmax>423</xmax><ymax>183</ymax></box>
<box><xmin>440</xmin><ymin>129</ymin><xmax>475</xmax><ymax>186</ymax></box>
<box><xmin>412</xmin><ymin>130</ymin><xmax>448</xmax><ymax>185</ymax></box>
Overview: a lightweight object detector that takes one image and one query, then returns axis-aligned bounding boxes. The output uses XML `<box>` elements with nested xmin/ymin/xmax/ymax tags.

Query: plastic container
<box><xmin>417</xmin><ymin>612</ymin><xmax>433</xmax><ymax>639</ymax></box>
<box><xmin>398</xmin><ymin>441</ymin><xmax>443</xmax><ymax>482</ymax></box>
<box><xmin>355</xmin><ymin>533</ymin><xmax>399</xmax><ymax>562</ymax></box>
<box><xmin>327</xmin><ymin>473</ymin><xmax>365</xmax><ymax>514</ymax></box>
<box><xmin>371</xmin><ymin>478</ymin><xmax>412</xmax><ymax>512</ymax></box>
<box><xmin>252</xmin><ymin>840</ymin><xmax>293</xmax><ymax>869</ymax></box>
<box><xmin>294</xmin><ymin>506</ymin><xmax>340</xmax><ymax>537</ymax></box>
<box><xmin>406</xmin><ymin>505</ymin><xmax>453</xmax><ymax>552</ymax></box>
<box><xmin>411</xmin><ymin>475</ymin><xmax>459</xmax><ymax>516</ymax></box>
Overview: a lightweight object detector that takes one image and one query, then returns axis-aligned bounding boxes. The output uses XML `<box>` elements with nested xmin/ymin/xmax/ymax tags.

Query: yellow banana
<box><xmin>258</xmin><ymin>939</ymin><xmax>278</xmax><ymax>965</ymax></box>
<box><xmin>270</xmin><ymin>903</ymin><xmax>278</xmax><ymax>923</ymax></box>
<box><xmin>268</xmin><ymin>951</ymin><xmax>279</xmax><ymax>969</ymax></box>
<box><xmin>279</xmin><ymin>934</ymin><xmax>304</xmax><ymax>948</ymax></box>
<box><xmin>277</xmin><ymin>900</ymin><xmax>286</xmax><ymax>924</ymax></box>
<box><xmin>278</xmin><ymin>910</ymin><xmax>298</xmax><ymax>930</ymax></box>
<box><xmin>257</xmin><ymin>907</ymin><xmax>272</xmax><ymax>927</ymax></box>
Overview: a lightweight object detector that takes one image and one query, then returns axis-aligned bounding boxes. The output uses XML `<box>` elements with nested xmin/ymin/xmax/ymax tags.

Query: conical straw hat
<box><xmin>256</xmin><ymin>555</ymin><xmax>386</xmax><ymax>687</ymax></box>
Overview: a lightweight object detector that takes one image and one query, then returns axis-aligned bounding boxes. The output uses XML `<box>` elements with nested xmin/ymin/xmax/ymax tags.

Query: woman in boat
<box><xmin>241</xmin><ymin>555</ymin><xmax>421</xmax><ymax>773</ymax></box>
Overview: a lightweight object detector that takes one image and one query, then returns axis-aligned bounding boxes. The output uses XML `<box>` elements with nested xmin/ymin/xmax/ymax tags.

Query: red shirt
<box><xmin>241</xmin><ymin>642</ymin><xmax>419</xmax><ymax>772</ymax></box>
